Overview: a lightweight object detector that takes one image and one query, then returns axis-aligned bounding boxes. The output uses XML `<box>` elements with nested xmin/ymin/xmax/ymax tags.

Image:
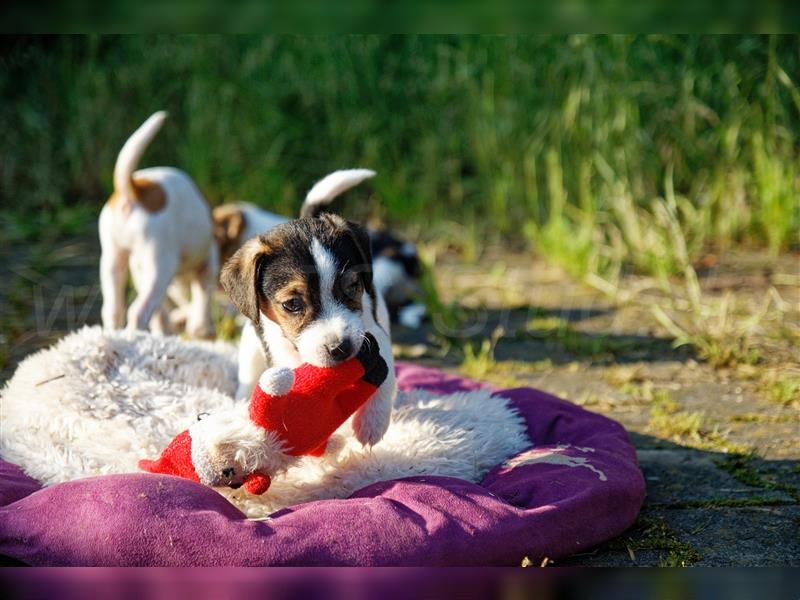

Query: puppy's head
<box><xmin>221</xmin><ymin>213</ymin><xmax>375</xmax><ymax>367</ymax></box>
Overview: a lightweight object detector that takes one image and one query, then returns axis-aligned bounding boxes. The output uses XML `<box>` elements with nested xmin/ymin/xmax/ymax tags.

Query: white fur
<box><xmin>99</xmin><ymin>111</ymin><xmax>218</xmax><ymax>339</ymax></box>
<box><xmin>398</xmin><ymin>302</ymin><xmax>427</xmax><ymax>329</ymax></box>
<box><xmin>0</xmin><ymin>327</ymin><xmax>529</xmax><ymax>518</ymax></box>
<box><xmin>258</xmin><ymin>367</ymin><xmax>294</xmax><ymax>397</ymax></box>
<box><xmin>294</xmin><ymin>239</ymin><xmax>365</xmax><ymax>368</ymax></box>
<box><xmin>303</xmin><ymin>169</ymin><xmax>376</xmax><ymax>213</ymax></box>
<box><xmin>371</xmin><ymin>255</ymin><xmax>415</xmax><ymax>306</ymax></box>
<box><xmin>228</xmin><ymin>202</ymin><xmax>289</xmax><ymax>245</ymax></box>
<box><xmin>235</xmin><ymin>319</ymin><xmax>270</xmax><ymax>400</ymax></box>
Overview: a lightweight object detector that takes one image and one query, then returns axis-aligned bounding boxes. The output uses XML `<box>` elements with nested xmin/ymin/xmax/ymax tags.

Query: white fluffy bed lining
<box><xmin>0</xmin><ymin>327</ymin><xmax>529</xmax><ymax>518</ymax></box>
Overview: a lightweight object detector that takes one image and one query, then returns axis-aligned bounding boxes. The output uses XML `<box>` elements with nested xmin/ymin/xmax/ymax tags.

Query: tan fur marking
<box><xmin>132</xmin><ymin>178</ymin><xmax>167</xmax><ymax>213</ymax></box>
<box><xmin>106</xmin><ymin>191</ymin><xmax>122</xmax><ymax>209</ymax></box>
<box><xmin>213</xmin><ymin>205</ymin><xmax>247</xmax><ymax>265</ymax></box>
<box><xmin>260</xmin><ymin>275</ymin><xmax>316</xmax><ymax>341</ymax></box>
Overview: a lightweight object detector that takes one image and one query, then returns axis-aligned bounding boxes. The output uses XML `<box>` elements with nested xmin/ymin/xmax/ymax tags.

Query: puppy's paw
<box><xmin>352</xmin><ymin>397</ymin><xmax>391</xmax><ymax>447</ymax></box>
<box><xmin>258</xmin><ymin>367</ymin><xmax>295</xmax><ymax>397</ymax></box>
<box><xmin>323</xmin><ymin>434</ymin><xmax>346</xmax><ymax>457</ymax></box>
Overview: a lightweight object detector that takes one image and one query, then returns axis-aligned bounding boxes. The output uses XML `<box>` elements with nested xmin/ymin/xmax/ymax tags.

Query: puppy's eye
<box><xmin>221</xmin><ymin>467</ymin><xmax>235</xmax><ymax>478</ymax></box>
<box><xmin>282</xmin><ymin>298</ymin><xmax>304</xmax><ymax>313</ymax></box>
<box><xmin>342</xmin><ymin>273</ymin><xmax>361</xmax><ymax>294</ymax></box>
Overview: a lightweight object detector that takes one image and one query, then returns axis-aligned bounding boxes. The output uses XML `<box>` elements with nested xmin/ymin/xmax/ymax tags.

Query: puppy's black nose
<box><xmin>328</xmin><ymin>339</ymin><xmax>353</xmax><ymax>361</ymax></box>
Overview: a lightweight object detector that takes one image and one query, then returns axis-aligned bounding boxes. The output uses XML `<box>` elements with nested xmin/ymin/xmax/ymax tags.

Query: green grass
<box><xmin>649</xmin><ymin>395</ymin><xmax>705</xmax><ymax>440</ymax></box>
<box><xmin>525</xmin><ymin>316</ymin><xmax>645</xmax><ymax>360</ymax></box>
<box><xmin>652</xmin><ymin>497</ymin><xmax>795</xmax><ymax>509</ymax></box>
<box><xmin>731</xmin><ymin>413</ymin><xmax>800</xmax><ymax>424</ymax></box>
<box><xmin>608</xmin><ymin>517</ymin><xmax>702</xmax><ymax>567</ymax></box>
<box><xmin>459</xmin><ymin>326</ymin><xmax>504</xmax><ymax>380</ymax></box>
<box><xmin>765</xmin><ymin>376</ymin><xmax>800</xmax><ymax>406</ymax></box>
<box><xmin>634</xmin><ymin>385</ymin><xmax>752</xmax><ymax>453</ymax></box>
<box><xmin>3</xmin><ymin>35</ymin><xmax>798</xmax><ymax>368</ymax></box>
<box><xmin>1</xmin><ymin>36</ymin><xmax>798</xmax><ymax>259</ymax></box>
<box><xmin>715</xmin><ymin>453</ymin><xmax>799</xmax><ymax>498</ymax></box>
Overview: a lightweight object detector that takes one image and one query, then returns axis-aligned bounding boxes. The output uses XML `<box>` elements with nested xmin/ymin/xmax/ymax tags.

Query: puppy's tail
<box><xmin>113</xmin><ymin>111</ymin><xmax>168</xmax><ymax>201</ymax></box>
<box><xmin>300</xmin><ymin>168</ymin><xmax>376</xmax><ymax>219</ymax></box>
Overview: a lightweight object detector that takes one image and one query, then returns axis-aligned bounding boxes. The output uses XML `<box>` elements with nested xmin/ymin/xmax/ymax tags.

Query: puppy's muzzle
<box><xmin>327</xmin><ymin>339</ymin><xmax>353</xmax><ymax>362</ymax></box>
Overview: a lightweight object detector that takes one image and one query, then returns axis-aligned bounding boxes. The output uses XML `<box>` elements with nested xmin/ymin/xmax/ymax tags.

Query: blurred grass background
<box><xmin>1</xmin><ymin>35</ymin><xmax>798</xmax><ymax>279</ymax></box>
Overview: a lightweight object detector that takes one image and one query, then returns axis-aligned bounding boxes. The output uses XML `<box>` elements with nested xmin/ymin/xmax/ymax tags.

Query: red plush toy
<box><xmin>139</xmin><ymin>333</ymin><xmax>387</xmax><ymax>495</ymax></box>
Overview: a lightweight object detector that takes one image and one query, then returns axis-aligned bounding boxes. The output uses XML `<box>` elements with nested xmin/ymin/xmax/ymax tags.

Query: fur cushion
<box><xmin>0</xmin><ymin>327</ymin><xmax>528</xmax><ymax>517</ymax></box>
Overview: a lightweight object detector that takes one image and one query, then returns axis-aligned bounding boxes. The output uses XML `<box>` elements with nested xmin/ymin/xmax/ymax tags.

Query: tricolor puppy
<box><xmin>98</xmin><ymin>111</ymin><xmax>218</xmax><ymax>338</ymax></box>
<box><xmin>220</xmin><ymin>213</ymin><xmax>397</xmax><ymax>447</ymax></box>
<box><xmin>214</xmin><ymin>169</ymin><xmax>426</xmax><ymax>329</ymax></box>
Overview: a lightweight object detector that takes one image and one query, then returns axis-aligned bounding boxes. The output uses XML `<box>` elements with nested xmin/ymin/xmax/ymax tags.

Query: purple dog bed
<box><xmin>0</xmin><ymin>364</ymin><xmax>644</xmax><ymax>566</ymax></box>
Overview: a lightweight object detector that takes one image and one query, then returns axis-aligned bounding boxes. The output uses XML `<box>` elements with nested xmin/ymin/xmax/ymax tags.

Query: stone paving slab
<box><xmin>646</xmin><ymin>505</ymin><xmax>800</xmax><ymax>566</ymax></box>
<box><xmin>636</xmin><ymin>448</ymin><xmax>794</xmax><ymax>506</ymax></box>
<box><xmin>561</xmin><ymin>505</ymin><xmax>800</xmax><ymax>566</ymax></box>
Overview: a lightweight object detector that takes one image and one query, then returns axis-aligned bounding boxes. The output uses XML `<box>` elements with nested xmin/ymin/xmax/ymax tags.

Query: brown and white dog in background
<box><xmin>98</xmin><ymin>111</ymin><xmax>218</xmax><ymax>338</ymax></box>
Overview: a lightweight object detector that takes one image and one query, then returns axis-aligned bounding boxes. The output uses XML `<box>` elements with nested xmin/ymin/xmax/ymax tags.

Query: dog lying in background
<box><xmin>213</xmin><ymin>170</ymin><xmax>427</xmax><ymax>329</ymax></box>
<box><xmin>220</xmin><ymin>209</ymin><xmax>397</xmax><ymax>447</ymax></box>
<box><xmin>98</xmin><ymin>111</ymin><xmax>218</xmax><ymax>339</ymax></box>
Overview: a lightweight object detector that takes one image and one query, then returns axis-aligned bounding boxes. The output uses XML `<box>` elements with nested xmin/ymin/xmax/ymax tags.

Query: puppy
<box><xmin>220</xmin><ymin>213</ymin><xmax>396</xmax><ymax>447</ymax></box>
<box><xmin>214</xmin><ymin>169</ymin><xmax>426</xmax><ymax>328</ymax></box>
<box><xmin>98</xmin><ymin>111</ymin><xmax>218</xmax><ymax>338</ymax></box>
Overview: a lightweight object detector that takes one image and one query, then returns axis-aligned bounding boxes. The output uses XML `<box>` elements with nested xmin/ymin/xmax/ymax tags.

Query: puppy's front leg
<box><xmin>100</xmin><ymin>247</ymin><xmax>129</xmax><ymax>329</ymax></box>
<box><xmin>186</xmin><ymin>245</ymin><xmax>219</xmax><ymax>339</ymax></box>
<box><xmin>352</xmin><ymin>367</ymin><xmax>396</xmax><ymax>447</ymax></box>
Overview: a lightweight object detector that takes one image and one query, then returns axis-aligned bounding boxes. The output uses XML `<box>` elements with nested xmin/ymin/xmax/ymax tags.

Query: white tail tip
<box><xmin>301</xmin><ymin>168</ymin><xmax>376</xmax><ymax>218</ymax></box>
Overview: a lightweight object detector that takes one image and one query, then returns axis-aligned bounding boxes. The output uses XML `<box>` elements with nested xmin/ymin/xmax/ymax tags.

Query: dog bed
<box><xmin>0</xmin><ymin>327</ymin><xmax>644</xmax><ymax>566</ymax></box>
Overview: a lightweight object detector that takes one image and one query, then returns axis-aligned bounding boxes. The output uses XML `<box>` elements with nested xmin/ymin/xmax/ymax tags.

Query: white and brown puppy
<box><xmin>220</xmin><ymin>213</ymin><xmax>396</xmax><ymax>447</ymax></box>
<box><xmin>98</xmin><ymin>111</ymin><xmax>218</xmax><ymax>338</ymax></box>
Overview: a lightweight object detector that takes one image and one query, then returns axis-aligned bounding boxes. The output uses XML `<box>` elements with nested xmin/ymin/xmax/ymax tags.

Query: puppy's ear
<box><xmin>213</xmin><ymin>206</ymin><xmax>245</xmax><ymax>244</ymax></box>
<box><xmin>212</xmin><ymin>206</ymin><xmax>246</xmax><ymax>264</ymax></box>
<box><xmin>341</xmin><ymin>217</ymin><xmax>375</xmax><ymax>293</ymax></box>
<box><xmin>220</xmin><ymin>236</ymin><xmax>270</xmax><ymax>323</ymax></box>
<box><xmin>347</xmin><ymin>221</ymin><xmax>372</xmax><ymax>290</ymax></box>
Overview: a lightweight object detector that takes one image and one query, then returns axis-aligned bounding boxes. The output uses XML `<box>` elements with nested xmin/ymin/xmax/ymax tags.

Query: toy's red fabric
<box><xmin>138</xmin><ymin>430</ymin><xmax>198</xmax><ymax>482</ymax></box>
<box><xmin>249</xmin><ymin>360</ymin><xmax>379</xmax><ymax>457</ymax></box>
<box><xmin>138</xmin><ymin>333</ymin><xmax>388</xmax><ymax>493</ymax></box>
<box><xmin>139</xmin><ymin>431</ymin><xmax>271</xmax><ymax>493</ymax></box>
